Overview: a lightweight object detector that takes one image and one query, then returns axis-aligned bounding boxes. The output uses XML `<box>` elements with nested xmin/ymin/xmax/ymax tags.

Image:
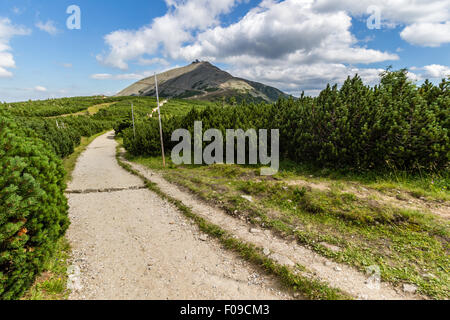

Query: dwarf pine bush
<box><xmin>123</xmin><ymin>69</ymin><xmax>449</xmax><ymax>173</ymax></box>
<box><xmin>0</xmin><ymin>115</ymin><xmax>69</xmax><ymax>299</ymax></box>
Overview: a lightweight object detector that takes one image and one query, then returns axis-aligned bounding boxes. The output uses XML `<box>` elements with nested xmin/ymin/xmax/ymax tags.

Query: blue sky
<box><xmin>0</xmin><ymin>0</ymin><xmax>449</xmax><ymax>102</ymax></box>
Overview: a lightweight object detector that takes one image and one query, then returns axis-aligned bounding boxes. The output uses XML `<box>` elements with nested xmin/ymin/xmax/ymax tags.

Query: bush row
<box><xmin>0</xmin><ymin>115</ymin><xmax>69</xmax><ymax>299</ymax></box>
<box><xmin>20</xmin><ymin>117</ymin><xmax>115</xmax><ymax>158</ymax></box>
<box><xmin>123</xmin><ymin>70</ymin><xmax>449</xmax><ymax>172</ymax></box>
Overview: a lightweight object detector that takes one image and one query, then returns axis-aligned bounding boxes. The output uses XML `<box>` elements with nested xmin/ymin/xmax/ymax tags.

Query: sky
<box><xmin>0</xmin><ymin>0</ymin><xmax>449</xmax><ymax>102</ymax></box>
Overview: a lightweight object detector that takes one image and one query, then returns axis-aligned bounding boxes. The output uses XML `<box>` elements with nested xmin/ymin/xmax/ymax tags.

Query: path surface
<box><xmin>66</xmin><ymin>132</ymin><xmax>289</xmax><ymax>300</ymax></box>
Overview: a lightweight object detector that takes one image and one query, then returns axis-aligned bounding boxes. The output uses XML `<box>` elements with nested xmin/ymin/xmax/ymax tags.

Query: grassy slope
<box><xmin>128</xmin><ymin>155</ymin><xmax>449</xmax><ymax>299</ymax></box>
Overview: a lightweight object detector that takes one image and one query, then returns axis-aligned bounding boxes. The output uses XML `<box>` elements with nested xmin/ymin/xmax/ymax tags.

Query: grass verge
<box><xmin>22</xmin><ymin>238</ymin><xmax>71</xmax><ymax>300</ymax></box>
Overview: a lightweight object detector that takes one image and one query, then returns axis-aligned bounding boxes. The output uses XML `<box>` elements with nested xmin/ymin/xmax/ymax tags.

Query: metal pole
<box><xmin>155</xmin><ymin>73</ymin><xmax>166</xmax><ymax>167</ymax></box>
<box><xmin>131</xmin><ymin>103</ymin><xmax>136</xmax><ymax>138</ymax></box>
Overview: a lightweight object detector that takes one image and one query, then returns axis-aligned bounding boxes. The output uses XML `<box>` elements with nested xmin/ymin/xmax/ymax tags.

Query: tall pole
<box><xmin>155</xmin><ymin>73</ymin><xmax>166</xmax><ymax>167</ymax></box>
<box><xmin>131</xmin><ymin>103</ymin><xmax>136</xmax><ymax>138</ymax></box>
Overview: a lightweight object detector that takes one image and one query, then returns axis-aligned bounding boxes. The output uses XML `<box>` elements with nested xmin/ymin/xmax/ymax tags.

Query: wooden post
<box><xmin>155</xmin><ymin>73</ymin><xmax>166</xmax><ymax>167</ymax></box>
<box><xmin>131</xmin><ymin>103</ymin><xmax>136</xmax><ymax>138</ymax></box>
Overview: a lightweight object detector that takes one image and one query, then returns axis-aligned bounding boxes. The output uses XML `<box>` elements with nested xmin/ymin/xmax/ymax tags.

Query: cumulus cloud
<box><xmin>313</xmin><ymin>0</ymin><xmax>450</xmax><ymax>46</ymax></box>
<box><xmin>96</xmin><ymin>0</ymin><xmax>448</xmax><ymax>94</ymax></box>
<box><xmin>180</xmin><ymin>1</ymin><xmax>398</xmax><ymax>64</ymax></box>
<box><xmin>34</xmin><ymin>86</ymin><xmax>47</xmax><ymax>92</ymax></box>
<box><xmin>36</xmin><ymin>20</ymin><xmax>60</xmax><ymax>35</ymax></box>
<box><xmin>423</xmin><ymin>64</ymin><xmax>450</xmax><ymax>78</ymax></box>
<box><xmin>97</xmin><ymin>0</ymin><xmax>242</xmax><ymax>69</ymax></box>
<box><xmin>0</xmin><ymin>18</ymin><xmax>30</xmax><ymax>77</ymax></box>
<box><xmin>400</xmin><ymin>22</ymin><xmax>450</xmax><ymax>47</ymax></box>
<box><xmin>229</xmin><ymin>62</ymin><xmax>385</xmax><ymax>96</ymax></box>
<box><xmin>313</xmin><ymin>0</ymin><xmax>449</xmax><ymax>23</ymax></box>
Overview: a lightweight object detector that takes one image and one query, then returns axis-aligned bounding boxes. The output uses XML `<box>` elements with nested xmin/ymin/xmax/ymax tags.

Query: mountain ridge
<box><xmin>116</xmin><ymin>61</ymin><xmax>288</xmax><ymax>103</ymax></box>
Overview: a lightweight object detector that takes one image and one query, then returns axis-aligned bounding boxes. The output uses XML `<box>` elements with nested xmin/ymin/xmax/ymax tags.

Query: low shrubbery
<box><xmin>20</xmin><ymin>117</ymin><xmax>114</xmax><ymax>158</ymax></box>
<box><xmin>0</xmin><ymin>115</ymin><xmax>69</xmax><ymax>299</ymax></box>
<box><xmin>123</xmin><ymin>70</ymin><xmax>449</xmax><ymax>173</ymax></box>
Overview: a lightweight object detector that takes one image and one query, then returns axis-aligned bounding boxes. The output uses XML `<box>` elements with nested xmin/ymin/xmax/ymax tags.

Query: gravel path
<box><xmin>66</xmin><ymin>131</ymin><xmax>289</xmax><ymax>300</ymax></box>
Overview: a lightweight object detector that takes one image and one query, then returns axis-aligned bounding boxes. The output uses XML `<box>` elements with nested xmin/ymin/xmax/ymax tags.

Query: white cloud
<box><xmin>313</xmin><ymin>0</ymin><xmax>449</xmax><ymax>24</ymax></box>
<box><xmin>90</xmin><ymin>71</ymin><xmax>156</xmax><ymax>80</ymax></box>
<box><xmin>229</xmin><ymin>62</ymin><xmax>385</xmax><ymax>95</ymax></box>
<box><xmin>177</xmin><ymin>0</ymin><xmax>397</xmax><ymax>93</ymax></box>
<box><xmin>36</xmin><ymin>20</ymin><xmax>59</xmax><ymax>35</ymax></box>
<box><xmin>138</xmin><ymin>57</ymin><xmax>170</xmax><ymax>66</ymax></box>
<box><xmin>422</xmin><ymin>64</ymin><xmax>450</xmax><ymax>78</ymax></box>
<box><xmin>0</xmin><ymin>18</ymin><xmax>30</xmax><ymax>78</ymax></box>
<box><xmin>400</xmin><ymin>22</ymin><xmax>450</xmax><ymax>47</ymax></box>
<box><xmin>313</xmin><ymin>0</ymin><xmax>450</xmax><ymax>47</ymax></box>
<box><xmin>97</xmin><ymin>0</ymin><xmax>242</xmax><ymax>69</ymax></box>
<box><xmin>34</xmin><ymin>86</ymin><xmax>47</xmax><ymax>92</ymax></box>
<box><xmin>91</xmin><ymin>73</ymin><xmax>114</xmax><ymax>80</ymax></box>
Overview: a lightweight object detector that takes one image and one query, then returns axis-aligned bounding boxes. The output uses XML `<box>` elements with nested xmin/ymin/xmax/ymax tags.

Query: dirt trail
<box><xmin>122</xmin><ymin>159</ymin><xmax>424</xmax><ymax>300</ymax></box>
<box><xmin>66</xmin><ymin>132</ymin><xmax>289</xmax><ymax>300</ymax></box>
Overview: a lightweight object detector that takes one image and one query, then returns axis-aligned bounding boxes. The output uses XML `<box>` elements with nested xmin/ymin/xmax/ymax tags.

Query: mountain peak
<box><xmin>116</xmin><ymin>62</ymin><xmax>286</xmax><ymax>103</ymax></box>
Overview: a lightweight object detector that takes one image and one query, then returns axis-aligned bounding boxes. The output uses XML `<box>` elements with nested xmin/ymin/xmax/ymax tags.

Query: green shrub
<box><xmin>123</xmin><ymin>69</ymin><xmax>448</xmax><ymax>173</ymax></box>
<box><xmin>0</xmin><ymin>116</ymin><xmax>69</xmax><ymax>300</ymax></box>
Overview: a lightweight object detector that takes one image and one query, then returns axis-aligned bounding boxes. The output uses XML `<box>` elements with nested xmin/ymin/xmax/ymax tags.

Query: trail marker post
<box><xmin>131</xmin><ymin>103</ymin><xmax>136</xmax><ymax>138</ymax></box>
<box><xmin>155</xmin><ymin>73</ymin><xmax>166</xmax><ymax>167</ymax></box>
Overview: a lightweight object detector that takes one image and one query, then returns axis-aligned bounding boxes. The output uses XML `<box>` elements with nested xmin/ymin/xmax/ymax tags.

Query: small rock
<box><xmin>263</xmin><ymin>248</ymin><xmax>271</xmax><ymax>256</ymax></box>
<box><xmin>334</xmin><ymin>266</ymin><xmax>343</xmax><ymax>272</ymax></box>
<box><xmin>324</xmin><ymin>261</ymin><xmax>332</xmax><ymax>267</ymax></box>
<box><xmin>241</xmin><ymin>195</ymin><xmax>253</xmax><ymax>202</ymax></box>
<box><xmin>250</xmin><ymin>228</ymin><xmax>262</xmax><ymax>234</ymax></box>
<box><xmin>199</xmin><ymin>234</ymin><xmax>208</xmax><ymax>241</ymax></box>
<box><xmin>403</xmin><ymin>284</ymin><xmax>418</xmax><ymax>294</ymax></box>
<box><xmin>357</xmin><ymin>294</ymin><xmax>369</xmax><ymax>300</ymax></box>
<box><xmin>293</xmin><ymin>293</ymin><xmax>300</xmax><ymax>298</ymax></box>
<box><xmin>269</xmin><ymin>253</ymin><xmax>295</xmax><ymax>268</ymax></box>
<box><xmin>320</xmin><ymin>242</ymin><xmax>341</xmax><ymax>253</ymax></box>
<box><xmin>423</xmin><ymin>273</ymin><xmax>436</xmax><ymax>280</ymax></box>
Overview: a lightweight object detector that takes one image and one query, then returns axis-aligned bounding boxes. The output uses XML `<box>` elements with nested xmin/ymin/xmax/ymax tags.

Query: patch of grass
<box><xmin>63</xmin><ymin>130</ymin><xmax>109</xmax><ymax>183</ymax></box>
<box><xmin>22</xmin><ymin>238</ymin><xmax>71</xmax><ymax>300</ymax></box>
<box><xmin>86</xmin><ymin>102</ymin><xmax>117</xmax><ymax>115</ymax></box>
<box><xmin>277</xmin><ymin>160</ymin><xmax>450</xmax><ymax>202</ymax></box>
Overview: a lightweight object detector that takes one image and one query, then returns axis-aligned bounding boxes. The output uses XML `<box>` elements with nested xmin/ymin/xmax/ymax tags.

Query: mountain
<box><xmin>116</xmin><ymin>61</ymin><xmax>287</xmax><ymax>103</ymax></box>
